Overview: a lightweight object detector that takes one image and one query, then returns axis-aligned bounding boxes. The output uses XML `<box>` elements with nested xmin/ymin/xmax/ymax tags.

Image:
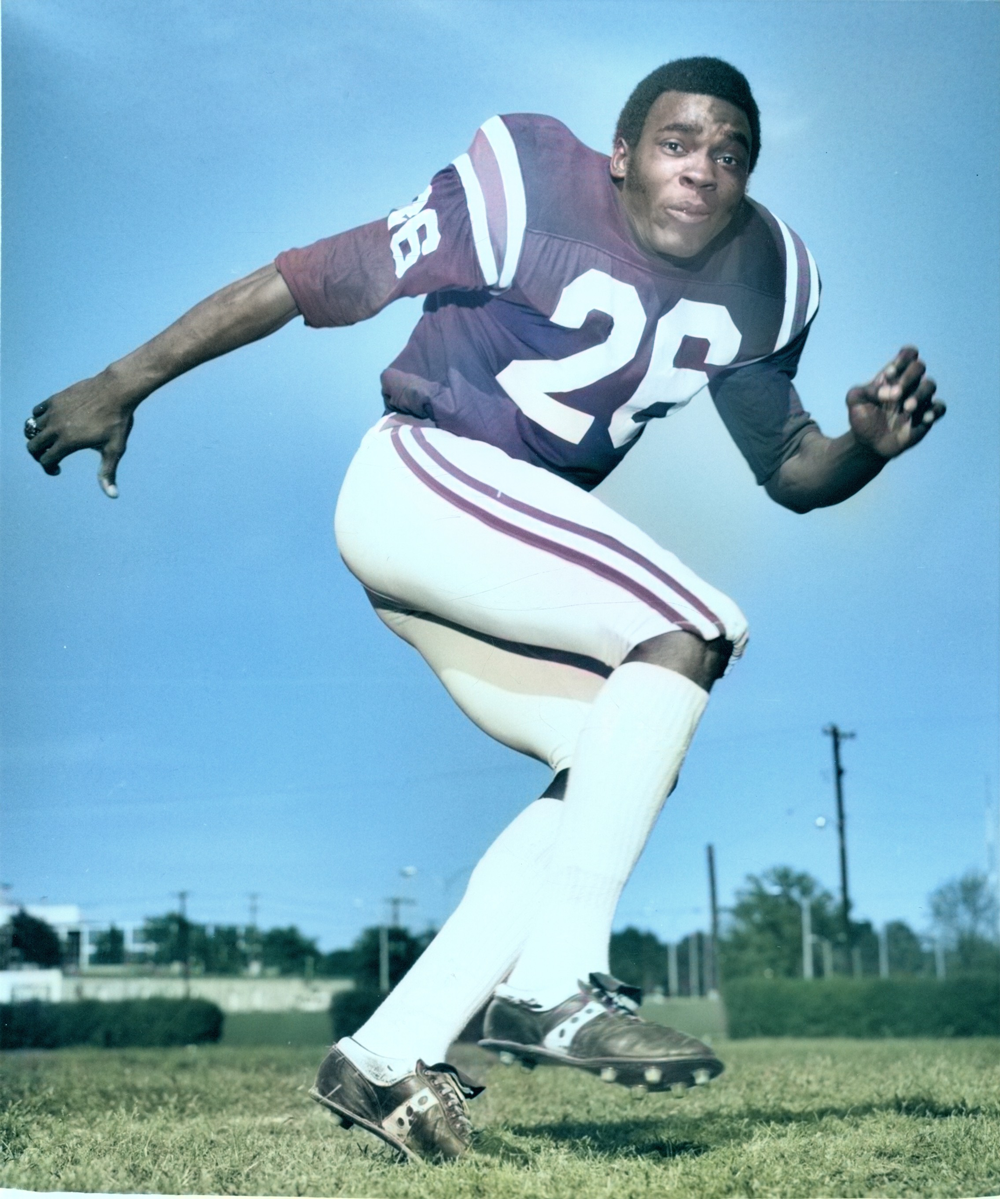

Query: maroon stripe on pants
<box><xmin>411</xmin><ymin>426</ymin><xmax>726</xmax><ymax>638</ymax></box>
<box><xmin>390</xmin><ymin>427</ymin><xmax>701</xmax><ymax>635</ymax></box>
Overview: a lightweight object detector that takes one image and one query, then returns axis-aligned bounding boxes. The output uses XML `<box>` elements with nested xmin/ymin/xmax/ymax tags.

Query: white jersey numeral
<box><xmin>495</xmin><ymin>269</ymin><xmax>742</xmax><ymax>448</ymax></box>
<box><xmin>497</xmin><ymin>269</ymin><xmax>646</xmax><ymax>444</ymax></box>
<box><xmin>608</xmin><ymin>299</ymin><xmax>742</xmax><ymax>448</ymax></box>
<box><xmin>388</xmin><ymin>186</ymin><xmax>441</xmax><ymax>279</ymax></box>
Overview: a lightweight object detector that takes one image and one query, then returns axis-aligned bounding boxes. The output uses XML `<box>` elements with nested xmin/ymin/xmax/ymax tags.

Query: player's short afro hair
<box><xmin>616</xmin><ymin>57</ymin><xmax>761</xmax><ymax>172</ymax></box>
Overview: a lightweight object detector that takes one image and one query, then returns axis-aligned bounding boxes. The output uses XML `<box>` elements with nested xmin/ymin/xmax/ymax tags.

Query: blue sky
<box><xmin>2</xmin><ymin>0</ymin><xmax>998</xmax><ymax>951</ymax></box>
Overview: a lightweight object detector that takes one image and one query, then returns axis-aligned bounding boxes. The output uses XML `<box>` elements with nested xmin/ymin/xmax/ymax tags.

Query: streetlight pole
<box><xmin>380</xmin><ymin>896</ymin><xmax>416</xmax><ymax>995</ymax></box>
<box><xmin>800</xmin><ymin>897</ymin><xmax>814</xmax><ymax>980</ymax></box>
<box><xmin>173</xmin><ymin>890</ymin><xmax>190</xmax><ymax>997</ymax></box>
<box><xmin>823</xmin><ymin>724</ymin><xmax>856</xmax><ymax>964</ymax></box>
<box><xmin>706</xmin><ymin>844</ymin><xmax>720</xmax><ymax>993</ymax></box>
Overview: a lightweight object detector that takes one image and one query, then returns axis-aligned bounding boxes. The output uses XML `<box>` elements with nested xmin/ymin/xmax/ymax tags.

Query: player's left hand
<box><xmin>846</xmin><ymin>346</ymin><xmax>945</xmax><ymax>460</ymax></box>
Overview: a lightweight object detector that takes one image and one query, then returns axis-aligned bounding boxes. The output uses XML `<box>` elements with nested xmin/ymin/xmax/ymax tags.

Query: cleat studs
<box><xmin>498</xmin><ymin>1051</ymin><xmax>516</xmax><ymax>1066</ymax></box>
<box><xmin>600</xmin><ymin>1066</ymin><xmax>617</xmax><ymax>1083</ymax></box>
<box><xmin>339</xmin><ymin>1117</ymin><xmax>354</xmax><ymax>1129</ymax></box>
<box><xmin>671</xmin><ymin>1081</ymin><xmax>688</xmax><ymax>1096</ymax></box>
<box><xmin>520</xmin><ymin>1058</ymin><xmax>537</xmax><ymax>1072</ymax></box>
<box><xmin>693</xmin><ymin>1068</ymin><xmax>711</xmax><ymax>1086</ymax></box>
<box><xmin>644</xmin><ymin>1066</ymin><xmax>663</xmax><ymax>1085</ymax></box>
<box><xmin>630</xmin><ymin>1084</ymin><xmax>647</xmax><ymax>1099</ymax></box>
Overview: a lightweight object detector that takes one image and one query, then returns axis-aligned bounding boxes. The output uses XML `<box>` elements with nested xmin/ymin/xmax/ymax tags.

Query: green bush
<box><xmin>0</xmin><ymin>998</ymin><xmax>224</xmax><ymax>1049</ymax></box>
<box><xmin>723</xmin><ymin>975</ymin><xmax>1000</xmax><ymax>1038</ymax></box>
<box><xmin>329</xmin><ymin>988</ymin><xmax>382</xmax><ymax>1040</ymax></box>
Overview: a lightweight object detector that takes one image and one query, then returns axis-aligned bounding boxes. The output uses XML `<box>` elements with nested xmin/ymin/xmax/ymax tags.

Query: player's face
<box><xmin>611</xmin><ymin>91</ymin><xmax>751</xmax><ymax>259</ymax></box>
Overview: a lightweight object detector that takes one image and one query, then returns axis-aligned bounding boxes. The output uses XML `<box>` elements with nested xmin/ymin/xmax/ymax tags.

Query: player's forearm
<box><xmin>103</xmin><ymin>264</ymin><xmax>299</xmax><ymax>408</ymax></box>
<box><xmin>765</xmin><ymin>428</ymin><xmax>887</xmax><ymax>513</ymax></box>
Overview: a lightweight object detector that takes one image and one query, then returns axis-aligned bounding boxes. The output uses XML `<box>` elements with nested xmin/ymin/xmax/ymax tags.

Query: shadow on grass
<box><xmin>726</xmin><ymin>1096</ymin><xmax>991</xmax><ymax>1126</ymax></box>
<box><xmin>479</xmin><ymin>1095</ymin><xmax>991</xmax><ymax>1163</ymax></box>
<box><xmin>477</xmin><ymin>1118</ymin><xmax>710</xmax><ymax>1163</ymax></box>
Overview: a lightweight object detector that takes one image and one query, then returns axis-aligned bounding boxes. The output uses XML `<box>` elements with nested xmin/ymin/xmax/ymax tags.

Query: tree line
<box><xmin>3</xmin><ymin>865</ymin><xmax>996</xmax><ymax>983</ymax></box>
<box><xmin>612</xmin><ymin>866</ymin><xmax>999</xmax><ymax>993</ymax></box>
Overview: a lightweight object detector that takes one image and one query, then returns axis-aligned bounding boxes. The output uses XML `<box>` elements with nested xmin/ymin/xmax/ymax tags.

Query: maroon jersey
<box><xmin>277</xmin><ymin>114</ymin><xmax>820</xmax><ymax>490</ymax></box>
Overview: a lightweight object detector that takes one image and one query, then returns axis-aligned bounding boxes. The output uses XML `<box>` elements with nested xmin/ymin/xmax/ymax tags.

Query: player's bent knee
<box><xmin>625</xmin><ymin>630</ymin><xmax>733</xmax><ymax>691</ymax></box>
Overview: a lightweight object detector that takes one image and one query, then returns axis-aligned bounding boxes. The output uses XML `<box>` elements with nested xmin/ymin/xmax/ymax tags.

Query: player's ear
<box><xmin>610</xmin><ymin>136</ymin><xmax>630</xmax><ymax>181</ymax></box>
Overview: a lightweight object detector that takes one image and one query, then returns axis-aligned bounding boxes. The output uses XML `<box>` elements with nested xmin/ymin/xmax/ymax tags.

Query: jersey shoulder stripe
<box><xmin>451</xmin><ymin>153</ymin><xmax>499</xmax><ymax>286</ymax></box>
<box><xmin>459</xmin><ymin>115</ymin><xmax>529</xmax><ymax>291</ymax></box>
<box><xmin>481</xmin><ymin>117</ymin><xmax>527</xmax><ymax>287</ymax></box>
<box><xmin>750</xmin><ymin>200</ymin><xmax>821</xmax><ymax>352</ymax></box>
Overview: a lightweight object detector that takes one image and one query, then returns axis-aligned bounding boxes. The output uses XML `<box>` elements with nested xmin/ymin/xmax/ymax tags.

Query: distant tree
<box><xmin>886</xmin><ymin>920</ymin><xmax>929</xmax><ymax>975</ymax></box>
<box><xmin>610</xmin><ymin>927</ymin><xmax>670</xmax><ymax>993</ymax></box>
<box><xmin>351</xmin><ymin>925</ymin><xmax>432</xmax><ymax>991</ymax></box>
<box><xmin>849</xmin><ymin>918</ymin><xmax>880</xmax><ymax>975</ymax></box>
<box><xmin>720</xmin><ymin>866</ymin><xmax>839</xmax><ymax>980</ymax></box>
<box><xmin>318</xmin><ymin>947</ymin><xmax>357</xmax><ymax>977</ymax></box>
<box><xmin>261</xmin><ymin>925</ymin><xmax>319</xmax><ymax>975</ymax></box>
<box><xmin>929</xmin><ymin>870</ymin><xmax>1000</xmax><ymax>972</ymax></box>
<box><xmin>197</xmin><ymin>925</ymin><xmax>246</xmax><ymax>975</ymax></box>
<box><xmin>141</xmin><ymin>913</ymin><xmax>190</xmax><ymax>965</ymax></box>
<box><xmin>9</xmin><ymin>910</ymin><xmax>62</xmax><ymax>968</ymax></box>
<box><xmin>91</xmin><ymin>925</ymin><xmax>126</xmax><ymax>965</ymax></box>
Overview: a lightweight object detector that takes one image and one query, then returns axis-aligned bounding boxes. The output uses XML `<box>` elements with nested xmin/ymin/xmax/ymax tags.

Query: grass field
<box><xmin>2</xmin><ymin>1039</ymin><xmax>998</xmax><ymax>1198</ymax></box>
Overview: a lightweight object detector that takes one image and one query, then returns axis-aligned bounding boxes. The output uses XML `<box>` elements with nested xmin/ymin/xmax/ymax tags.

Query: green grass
<box><xmin>221</xmin><ymin>1012</ymin><xmax>331</xmax><ymax>1047</ymax></box>
<box><xmin>2</xmin><ymin>1039</ymin><xmax>998</xmax><ymax>1198</ymax></box>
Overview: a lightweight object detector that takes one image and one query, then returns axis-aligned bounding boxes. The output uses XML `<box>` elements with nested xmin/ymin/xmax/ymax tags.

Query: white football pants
<box><xmin>334</xmin><ymin>417</ymin><xmax>747</xmax><ymax>1065</ymax></box>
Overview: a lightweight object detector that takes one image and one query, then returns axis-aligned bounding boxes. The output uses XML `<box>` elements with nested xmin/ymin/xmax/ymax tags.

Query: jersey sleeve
<box><xmin>709</xmin><ymin>325</ymin><xmax>819</xmax><ymax>485</ymax></box>
<box><xmin>274</xmin><ymin>116</ymin><xmax>526</xmax><ymax>328</ymax></box>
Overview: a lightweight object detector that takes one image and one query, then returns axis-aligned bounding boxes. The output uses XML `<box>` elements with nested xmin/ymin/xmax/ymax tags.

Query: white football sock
<box><xmin>503</xmin><ymin>663</ymin><xmax>709</xmax><ymax>1010</ymax></box>
<box><xmin>345</xmin><ymin>795</ymin><xmax>564</xmax><ymax>1075</ymax></box>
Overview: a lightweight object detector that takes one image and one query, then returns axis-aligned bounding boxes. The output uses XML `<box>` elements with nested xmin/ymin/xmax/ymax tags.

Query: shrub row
<box><xmin>722</xmin><ymin>975</ymin><xmax>1000</xmax><ymax>1038</ymax></box>
<box><xmin>330</xmin><ymin>987</ymin><xmax>381</xmax><ymax>1040</ymax></box>
<box><xmin>1</xmin><ymin>998</ymin><xmax>224</xmax><ymax>1049</ymax></box>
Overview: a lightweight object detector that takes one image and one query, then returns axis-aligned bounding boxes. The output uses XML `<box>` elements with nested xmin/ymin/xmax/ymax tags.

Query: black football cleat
<box><xmin>309</xmin><ymin>1045</ymin><xmax>483</xmax><ymax>1162</ymax></box>
<box><xmin>480</xmin><ymin>972</ymin><xmax>723</xmax><ymax>1091</ymax></box>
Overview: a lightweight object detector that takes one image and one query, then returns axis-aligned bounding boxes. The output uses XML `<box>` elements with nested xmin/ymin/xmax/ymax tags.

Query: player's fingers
<box><xmin>846</xmin><ymin>383</ymin><xmax>877</xmax><ymax>409</ymax></box>
<box><xmin>98</xmin><ymin>427</ymin><xmax>129</xmax><ymax>499</ymax></box>
<box><xmin>922</xmin><ymin>399</ymin><xmax>946</xmax><ymax>425</ymax></box>
<box><xmin>879</xmin><ymin>357</ymin><xmax>925</xmax><ymax>404</ymax></box>
<box><xmin>882</xmin><ymin>345</ymin><xmax>919</xmax><ymax>382</ymax></box>
<box><xmin>904</xmin><ymin>376</ymin><xmax>936</xmax><ymax>421</ymax></box>
<box><xmin>37</xmin><ymin>439</ymin><xmax>68</xmax><ymax>468</ymax></box>
<box><xmin>32</xmin><ymin>400</ymin><xmax>50</xmax><ymax>418</ymax></box>
<box><xmin>27</xmin><ymin>427</ymin><xmax>59</xmax><ymax>461</ymax></box>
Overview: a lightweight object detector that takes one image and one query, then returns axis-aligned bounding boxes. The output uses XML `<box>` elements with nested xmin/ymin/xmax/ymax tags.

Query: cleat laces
<box><xmin>420</xmin><ymin>1061</ymin><xmax>481</xmax><ymax>1140</ymax></box>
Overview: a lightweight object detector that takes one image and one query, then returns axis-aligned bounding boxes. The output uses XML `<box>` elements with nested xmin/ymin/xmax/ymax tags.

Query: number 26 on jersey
<box><xmin>496</xmin><ymin>269</ymin><xmax>742</xmax><ymax>448</ymax></box>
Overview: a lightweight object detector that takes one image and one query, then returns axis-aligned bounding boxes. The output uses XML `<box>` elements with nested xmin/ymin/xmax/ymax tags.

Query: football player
<box><xmin>24</xmin><ymin>58</ymin><xmax>942</xmax><ymax>1162</ymax></box>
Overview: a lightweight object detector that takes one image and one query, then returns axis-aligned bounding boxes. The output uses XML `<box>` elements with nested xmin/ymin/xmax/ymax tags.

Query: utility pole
<box><xmin>823</xmin><ymin>724</ymin><xmax>856</xmax><ymax>964</ymax></box>
<box><xmin>878</xmin><ymin>923</ymin><xmax>889</xmax><ymax>978</ymax></box>
<box><xmin>386</xmin><ymin>896</ymin><xmax>416</xmax><ymax>928</ymax></box>
<box><xmin>689</xmin><ymin>931</ymin><xmax>700</xmax><ymax>997</ymax></box>
<box><xmin>246</xmin><ymin>892</ymin><xmax>260</xmax><ymax>976</ymax></box>
<box><xmin>667</xmin><ymin>940</ymin><xmax>679</xmax><ymax>998</ymax></box>
<box><xmin>173</xmin><ymin>890</ymin><xmax>190</xmax><ymax>997</ymax></box>
<box><xmin>934</xmin><ymin>935</ymin><xmax>946</xmax><ymax>980</ymax></box>
<box><xmin>380</xmin><ymin>896</ymin><xmax>416</xmax><ymax>995</ymax></box>
<box><xmin>800</xmin><ymin>897</ymin><xmax>814</xmax><ymax>979</ymax></box>
<box><xmin>706</xmin><ymin>844</ymin><xmax>720</xmax><ymax>993</ymax></box>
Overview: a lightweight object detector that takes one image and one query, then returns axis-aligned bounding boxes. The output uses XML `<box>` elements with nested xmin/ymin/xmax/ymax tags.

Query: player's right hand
<box><xmin>25</xmin><ymin>372</ymin><xmax>138</xmax><ymax>498</ymax></box>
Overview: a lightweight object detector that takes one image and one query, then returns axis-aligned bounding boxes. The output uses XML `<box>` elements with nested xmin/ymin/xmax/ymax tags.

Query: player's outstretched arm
<box><xmin>24</xmin><ymin>263</ymin><xmax>300</xmax><ymax>497</ymax></box>
<box><xmin>765</xmin><ymin>346</ymin><xmax>945</xmax><ymax>513</ymax></box>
